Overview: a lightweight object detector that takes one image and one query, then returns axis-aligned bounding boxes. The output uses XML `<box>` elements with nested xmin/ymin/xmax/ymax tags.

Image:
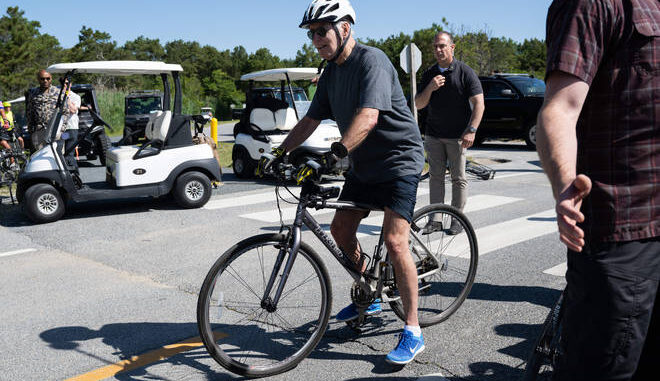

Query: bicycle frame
<box><xmin>260</xmin><ymin>181</ymin><xmax>441</xmax><ymax>310</ymax></box>
<box><xmin>262</xmin><ymin>182</ymin><xmax>370</xmax><ymax>309</ymax></box>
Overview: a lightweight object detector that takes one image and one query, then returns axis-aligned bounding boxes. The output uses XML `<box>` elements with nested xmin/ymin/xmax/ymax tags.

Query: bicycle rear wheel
<box><xmin>523</xmin><ymin>291</ymin><xmax>564</xmax><ymax>381</ymax></box>
<box><xmin>197</xmin><ymin>233</ymin><xmax>332</xmax><ymax>377</ymax></box>
<box><xmin>389</xmin><ymin>203</ymin><xmax>478</xmax><ymax>327</ymax></box>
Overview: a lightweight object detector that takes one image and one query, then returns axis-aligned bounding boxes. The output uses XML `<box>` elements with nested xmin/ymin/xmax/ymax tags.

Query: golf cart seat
<box><xmin>250</xmin><ymin>107</ymin><xmax>296</xmax><ymax>131</ymax></box>
<box><xmin>106</xmin><ymin>110</ymin><xmax>172</xmax><ymax>162</ymax></box>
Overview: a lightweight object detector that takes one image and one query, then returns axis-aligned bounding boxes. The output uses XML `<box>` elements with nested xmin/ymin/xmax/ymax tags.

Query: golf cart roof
<box><xmin>240</xmin><ymin>68</ymin><xmax>319</xmax><ymax>82</ymax></box>
<box><xmin>47</xmin><ymin>61</ymin><xmax>184</xmax><ymax>75</ymax></box>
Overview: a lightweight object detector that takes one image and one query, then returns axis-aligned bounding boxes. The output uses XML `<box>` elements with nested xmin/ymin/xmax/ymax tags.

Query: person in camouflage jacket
<box><xmin>27</xmin><ymin>69</ymin><xmax>59</xmax><ymax>150</ymax></box>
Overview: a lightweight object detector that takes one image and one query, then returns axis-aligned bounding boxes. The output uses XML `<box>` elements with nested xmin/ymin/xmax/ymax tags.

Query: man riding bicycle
<box><xmin>259</xmin><ymin>0</ymin><xmax>426</xmax><ymax>365</ymax></box>
<box><xmin>0</xmin><ymin>101</ymin><xmax>23</xmax><ymax>169</ymax></box>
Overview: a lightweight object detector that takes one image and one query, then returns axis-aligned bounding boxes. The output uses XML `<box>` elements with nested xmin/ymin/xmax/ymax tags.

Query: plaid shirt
<box><xmin>546</xmin><ymin>0</ymin><xmax>659</xmax><ymax>242</ymax></box>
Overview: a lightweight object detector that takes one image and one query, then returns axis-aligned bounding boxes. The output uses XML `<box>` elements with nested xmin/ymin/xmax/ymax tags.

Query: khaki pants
<box><xmin>424</xmin><ymin>136</ymin><xmax>467</xmax><ymax>213</ymax></box>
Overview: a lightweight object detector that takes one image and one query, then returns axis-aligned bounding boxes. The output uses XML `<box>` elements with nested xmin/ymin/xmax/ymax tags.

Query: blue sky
<box><xmin>8</xmin><ymin>0</ymin><xmax>553</xmax><ymax>59</ymax></box>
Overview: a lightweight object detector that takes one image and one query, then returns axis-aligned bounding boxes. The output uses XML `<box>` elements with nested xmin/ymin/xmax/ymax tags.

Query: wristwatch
<box><xmin>467</xmin><ymin>126</ymin><xmax>478</xmax><ymax>133</ymax></box>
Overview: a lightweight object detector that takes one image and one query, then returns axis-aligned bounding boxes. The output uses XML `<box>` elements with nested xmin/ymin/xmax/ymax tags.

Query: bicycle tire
<box><xmin>389</xmin><ymin>203</ymin><xmax>478</xmax><ymax>327</ymax></box>
<box><xmin>522</xmin><ymin>291</ymin><xmax>564</xmax><ymax>381</ymax></box>
<box><xmin>197</xmin><ymin>233</ymin><xmax>332</xmax><ymax>377</ymax></box>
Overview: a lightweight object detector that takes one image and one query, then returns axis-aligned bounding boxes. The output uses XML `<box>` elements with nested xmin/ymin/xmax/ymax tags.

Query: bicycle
<box><xmin>522</xmin><ymin>289</ymin><xmax>564</xmax><ymax>381</ymax></box>
<box><xmin>1</xmin><ymin>129</ymin><xmax>28</xmax><ymax>203</ymax></box>
<box><xmin>197</xmin><ymin>155</ymin><xmax>479</xmax><ymax>377</ymax></box>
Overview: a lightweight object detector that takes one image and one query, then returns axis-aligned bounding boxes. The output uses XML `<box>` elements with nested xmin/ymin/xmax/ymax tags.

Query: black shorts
<box><xmin>0</xmin><ymin>129</ymin><xmax>11</xmax><ymax>141</ymax></box>
<box><xmin>338</xmin><ymin>173</ymin><xmax>420</xmax><ymax>223</ymax></box>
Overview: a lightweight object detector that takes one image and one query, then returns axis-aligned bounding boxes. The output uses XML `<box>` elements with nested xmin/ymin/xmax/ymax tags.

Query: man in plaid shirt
<box><xmin>537</xmin><ymin>0</ymin><xmax>659</xmax><ymax>379</ymax></box>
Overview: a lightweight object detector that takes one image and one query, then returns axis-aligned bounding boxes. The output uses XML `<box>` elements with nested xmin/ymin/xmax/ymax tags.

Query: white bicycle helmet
<box><xmin>299</xmin><ymin>0</ymin><xmax>356</xmax><ymax>28</ymax></box>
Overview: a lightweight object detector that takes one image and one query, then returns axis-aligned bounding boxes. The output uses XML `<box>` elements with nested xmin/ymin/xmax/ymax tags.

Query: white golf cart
<box><xmin>231</xmin><ymin>68</ymin><xmax>345</xmax><ymax>178</ymax></box>
<box><xmin>16</xmin><ymin>61</ymin><xmax>222</xmax><ymax>223</ymax></box>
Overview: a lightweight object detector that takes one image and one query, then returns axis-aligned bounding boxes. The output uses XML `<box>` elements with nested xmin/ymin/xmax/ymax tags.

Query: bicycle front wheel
<box><xmin>523</xmin><ymin>291</ymin><xmax>564</xmax><ymax>381</ymax></box>
<box><xmin>390</xmin><ymin>203</ymin><xmax>478</xmax><ymax>327</ymax></box>
<box><xmin>197</xmin><ymin>233</ymin><xmax>332</xmax><ymax>377</ymax></box>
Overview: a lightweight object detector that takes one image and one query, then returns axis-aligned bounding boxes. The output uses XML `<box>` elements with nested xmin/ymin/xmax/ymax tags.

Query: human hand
<box><xmin>462</xmin><ymin>132</ymin><xmax>475</xmax><ymax>148</ymax></box>
<box><xmin>556</xmin><ymin>174</ymin><xmax>592</xmax><ymax>252</ymax></box>
<box><xmin>255</xmin><ymin>146</ymin><xmax>286</xmax><ymax>177</ymax></box>
<box><xmin>428</xmin><ymin>75</ymin><xmax>446</xmax><ymax>91</ymax></box>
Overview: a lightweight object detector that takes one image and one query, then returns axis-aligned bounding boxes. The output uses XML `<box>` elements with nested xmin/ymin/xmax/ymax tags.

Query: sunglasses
<box><xmin>307</xmin><ymin>25</ymin><xmax>332</xmax><ymax>40</ymax></box>
<box><xmin>38</xmin><ymin>77</ymin><xmax>52</xmax><ymax>81</ymax></box>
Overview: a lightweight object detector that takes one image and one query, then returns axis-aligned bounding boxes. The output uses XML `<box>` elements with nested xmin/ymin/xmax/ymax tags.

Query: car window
<box><xmin>126</xmin><ymin>97</ymin><xmax>162</xmax><ymax>115</ymax></box>
<box><xmin>508</xmin><ymin>77</ymin><xmax>546</xmax><ymax>96</ymax></box>
<box><xmin>485</xmin><ymin>81</ymin><xmax>514</xmax><ymax>99</ymax></box>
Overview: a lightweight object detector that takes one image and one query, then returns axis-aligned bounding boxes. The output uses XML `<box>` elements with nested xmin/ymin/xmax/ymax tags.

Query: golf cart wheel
<box><xmin>232</xmin><ymin>146</ymin><xmax>256</xmax><ymax>178</ymax></box>
<box><xmin>96</xmin><ymin>133</ymin><xmax>111</xmax><ymax>166</ymax></box>
<box><xmin>524</xmin><ymin>123</ymin><xmax>537</xmax><ymax>150</ymax></box>
<box><xmin>23</xmin><ymin>183</ymin><xmax>65</xmax><ymax>223</ymax></box>
<box><xmin>173</xmin><ymin>171</ymin><xmax>212</xmax><ymax>208</ymax></box>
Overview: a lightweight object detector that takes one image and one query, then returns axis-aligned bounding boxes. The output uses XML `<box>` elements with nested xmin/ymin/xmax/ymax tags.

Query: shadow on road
<box><xmin>38</xmin><ymin>283</ymin><xmax>560</xmax><ymax>380</ymax></box>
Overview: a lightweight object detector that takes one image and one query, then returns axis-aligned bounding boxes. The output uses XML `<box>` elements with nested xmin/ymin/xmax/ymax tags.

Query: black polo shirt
<box><xmin>418</xmin><ymin>59</ymin><xmax>482</xmax><ymax>139</ymax></box>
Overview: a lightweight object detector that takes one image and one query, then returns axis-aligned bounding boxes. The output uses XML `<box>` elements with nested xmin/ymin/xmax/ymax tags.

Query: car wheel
<box><xmin>95</xmin><ymin>133</ymin><xmax>111</xmax><ymax>166</ymax></box>
<box><xmin>524</xmin><ymin>124</ymin><xmax>537</xmax><ymax>150</ymax></box>
<box><xmin>173</xmin><ymin>171</ymin><xmax>212</xmax><ymax>208</ymax></box>
<box><xmin>23</xmin><ymin>183</ymin><xmax>65</xmax><ymax>223</ymax></box>
<box><xmin>232</xmin><ymin>145</ymin><xmax>256</xmax><ymax>178</ymax></box>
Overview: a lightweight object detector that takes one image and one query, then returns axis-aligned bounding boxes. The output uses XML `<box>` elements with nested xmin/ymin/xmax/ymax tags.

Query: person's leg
<box><xmin>424</xmin><ymin>136</ymin><xmax>447</xmax><ymax>227</ymax></box>
<box><xmin>632</xmin><ymin>282</ymin><xmax>659</xmax><ymax>380</ymax></box>
<box><xmin>330</xmin><ymin>209</ymin><xmax>367</xmax><ymax>272</ymax></box>
<box><xmin>425</xmin><ymin>136</ymin><xmax>448</xmax><ymax>206</ymax></box>
<box><xmin>383</xmin><ymin>210</ymin><xmax>425</xmax><ymax>364</ymax></box>
<box><xmin>331</xmin><ymin>209</ymin><xmax>381</xmax><ymax>322</ymax></box>
<box><xmin>382</xmin><ymin>208</ymin><xmax>418</xmax><ymax>326</ymax></box>
<box><xmin>444</xmin><ymin>138</ymin><xmax>467</xmax><ymax>211</ymax></box>
<box><xmin>64</xmin><ymin>130</ymin><xmax>79</xmax><ymax>169</ymax></box>
<box><xmin>556</xmin><ymin>239</ymin><xmax>660</xmax><ymax>381</ymax></box>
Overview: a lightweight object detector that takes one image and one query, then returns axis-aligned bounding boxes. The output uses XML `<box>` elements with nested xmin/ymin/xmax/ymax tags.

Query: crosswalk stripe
<box><xmin>204</xmin><ymin>181</ymin><xmax>345</xmax><ymax>210</ymax></box>
<box><xmin>354</xmin><ymin>194</ymin><xmax>523</xmax><ymax>238</ymax></box>
<box><xmin>543</xmin><ymin>262</ymin><xmax>567</xmax><ymax>277</ymax></box>
<box><xmin>0</xmin><ymin>248</ymin><xmax>37</xmax><ymax>258</ymax></box>
<box><xmin>435</xmin><ymin>209</ymin><xmax>557</xmax><ymax>258</ymax></box>
<box><xmin>240</xmin><ymin>187</ymin><xmax>433</xmax><ymax>223</ymax></box>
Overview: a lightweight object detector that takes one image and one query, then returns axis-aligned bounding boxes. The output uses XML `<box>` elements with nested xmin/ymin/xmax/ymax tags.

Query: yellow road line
<box><xmin>65</xmin><ymin>331</ymin><xmax>227</xmax><ymax>381</ymax></box>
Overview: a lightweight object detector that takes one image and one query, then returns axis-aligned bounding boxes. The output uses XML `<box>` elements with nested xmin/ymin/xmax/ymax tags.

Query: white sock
<box><xmin>404</xmin><ymin>325</ymin><xmax>422</xmax><ymax>337</ymax></box>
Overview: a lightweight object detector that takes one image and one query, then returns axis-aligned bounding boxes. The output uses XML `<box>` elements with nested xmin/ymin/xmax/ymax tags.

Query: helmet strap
<box><xmin>328</xmin><ymin>23</ymin><xmax>349</xmax><ymax>63</ymax></box>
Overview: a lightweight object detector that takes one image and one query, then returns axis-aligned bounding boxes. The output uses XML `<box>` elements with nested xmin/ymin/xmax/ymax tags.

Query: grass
<box><xmin>215</xmin><ymin>141</ymin><xmax>234</xmax><ymax>168</ymax></box>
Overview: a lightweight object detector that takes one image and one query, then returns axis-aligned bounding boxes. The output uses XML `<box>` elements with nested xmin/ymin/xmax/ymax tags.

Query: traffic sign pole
<box><xmin>400</xmin><ymin>43</ymin><xmax>423</xmax><ymax>123</ymax></box>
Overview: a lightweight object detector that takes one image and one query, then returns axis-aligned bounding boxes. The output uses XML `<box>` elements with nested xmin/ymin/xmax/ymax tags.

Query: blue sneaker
<box><xmin>385</xmin><ymin>330</ymin><xmax>425</xmax><ymax>365</ymax></box>
<box><xmin>335</xmin><ymin>299</ymin><xmax>382</xmax><ymax>322</ymax></box>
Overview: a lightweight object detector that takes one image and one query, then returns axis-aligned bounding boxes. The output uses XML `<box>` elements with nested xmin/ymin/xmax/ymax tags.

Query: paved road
<box><xmin>0</xmin><ymin>140</ymin><xmax>564</xmax><ymax>380</ymax></box>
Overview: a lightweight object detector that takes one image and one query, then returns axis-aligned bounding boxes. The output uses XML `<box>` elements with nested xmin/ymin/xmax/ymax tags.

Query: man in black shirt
<box><xmin>416</xmin><ymin>31</ymin><xmax>484</xmax><ymax>234</ymax></box>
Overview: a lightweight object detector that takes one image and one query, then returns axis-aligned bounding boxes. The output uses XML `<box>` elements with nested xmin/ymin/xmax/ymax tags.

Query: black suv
<box><xmin>122</xmin><ymin>90</ymin><xmax>163</xmax><ymax>144</ymax></box>
<box><xmin>477</xmin><ymin>74</ymin><xmax>545</xmax><ymax>149</ymax></box>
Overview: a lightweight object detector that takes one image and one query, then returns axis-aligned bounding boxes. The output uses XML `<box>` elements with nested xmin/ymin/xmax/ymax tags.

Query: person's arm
<box><xmin>0</xmin><ymin>107</ymin><xmax>7</xmax><ymax>128</ymax></box>
<box><xmin>279</xmin><ymin>116</ymin><xmax>321</xmax><ymax>153</ymax></box>
<box><xmin>340</xmin><ymin>107</ymin><xmax>379</xmax><ymax>152</ymax></box>
<box><xmin>461</xmin><ymin>93</ymin><xmax>485</xmax><ymax>148</ymax></box>
<box><xmin>536</xmin><ymin>71</ymin><xmax>592</xmax><ymax>251</ymax></box>
<box><xmin>415</xmin><ymin>75</ymin><xmax>444</xmax><ymax>109</ymax></box>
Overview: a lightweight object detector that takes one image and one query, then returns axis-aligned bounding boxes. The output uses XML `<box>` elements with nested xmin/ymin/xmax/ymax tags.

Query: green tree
<box><xmin>122</xmin><ymin>36</ymin><xmax>165</xmax><ymax>61</ymax></box>
<box><xmin>517</xmin><ymin>38</ymin><xmax>546</xmax><ymax>77</ymax></box>
<box><xmin>0</xmin><ymin>6</ymin><xmax>62</xmax><ymax>99</ymax></box>
<box><xmin>293</xmin><ymin>42</ymin><xmax>322</xmax><ymax>68</ymax></box>
<box><xmin>204</xmin><ymin>69</ymin><xmax>244</xmax><ymax>119</ymax></box>
<box><xmin>246</xmin><ymin>48</ymin><xmax>282</xmax><ymax>73</ymax></box>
